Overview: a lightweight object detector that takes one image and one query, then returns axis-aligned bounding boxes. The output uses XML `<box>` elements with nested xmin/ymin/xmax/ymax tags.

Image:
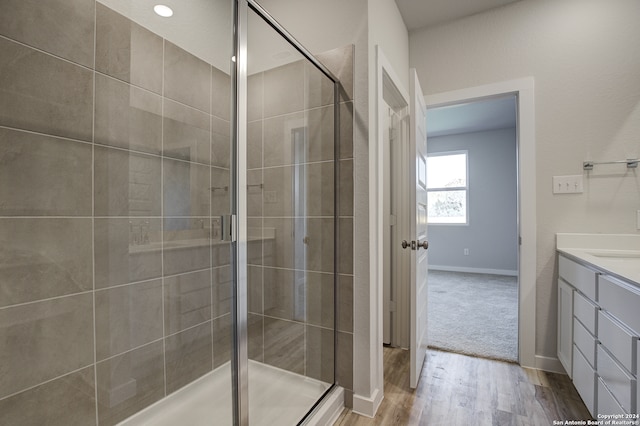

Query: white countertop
<box><xmin>557</xmin><ymin>233</ymin><xmax>640</xmax><ymax>286</ymax></box>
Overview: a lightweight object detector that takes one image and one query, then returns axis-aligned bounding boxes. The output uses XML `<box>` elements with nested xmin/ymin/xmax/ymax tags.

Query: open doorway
<box><xmin>381</xmin><ymin>72</ymin><xmax>410</xmax><ymax>348</ymax></box>
<box><xmin>374</xmin><ymin>54</ymin><xmax>429</xmax><ymax>402</ymax></box>
<box><xmin>425</xmin><ymin>95</ymin><xmax>519</xmax><ymax>362</ymax></box>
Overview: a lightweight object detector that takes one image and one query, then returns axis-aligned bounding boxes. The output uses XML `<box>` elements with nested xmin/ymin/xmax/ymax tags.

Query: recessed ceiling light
<box><xmin>154</xmin><ymin>4</ymin><xmax>173</xmax><ymax>17</ymax></box>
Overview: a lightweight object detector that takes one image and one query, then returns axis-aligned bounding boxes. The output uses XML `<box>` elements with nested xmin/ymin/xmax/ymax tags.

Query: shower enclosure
<box><xmin>0</xmin><ymin>0</ymin><xmax>341</xmax><ymax>424</ymax></box>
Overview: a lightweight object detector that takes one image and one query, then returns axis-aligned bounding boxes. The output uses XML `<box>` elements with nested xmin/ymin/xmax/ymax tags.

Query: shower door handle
<box><xmin>221</xmin><ymin>215</ymin><xmax>236</xmax><ymax>242</ymax></box>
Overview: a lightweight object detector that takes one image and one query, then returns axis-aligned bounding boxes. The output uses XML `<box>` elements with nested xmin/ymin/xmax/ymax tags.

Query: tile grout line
<box><xmin>0</xmin><ymin>33</ymin><xmax>94</xmax><ymax>72</ymax></box>
<box><xmin>91</xmin><ymin>2</ymin><xmax>99</xmax><ymax>424</ymax></box>
<box><xmin>0</xmin><ymin>289</ymin><xmax>95</xmax><ymax>311</ymax></box>
<box><xmin>0</xmin><ymin>124</ymin><xmax>93</xmax><ymax>146</ymax></box>
<box><xmin>209</xmin><ymin>62</ymin><xmax>215</xmax><ymax>372</ymax></box>
<box><xmin>0</xmin><ymin>363</ymin><xmax>97</xmax><ymax>403</ymax></box>
<box><xmin>95</xmin><ymin>68</ymin><xmax>224</xmax><ymax>120</ymax></box>
<box><xmin>302</xmin><ymin>67</ymin><xmax>307</xmax><ymax>379</ymax></box>
<box><xmin>0</xmin><ymin>266</ymin><xmax>231</xmax><ymax>313</ymax></box>
<box><xmin>161</xmin><ymin>36</ymin><xmax>168</xmax><ymax>399</ymax></box>
<box><xmin>261</xmin><ymin>75</ymin><xmax>266</xmax><ymax>364</ymax></box>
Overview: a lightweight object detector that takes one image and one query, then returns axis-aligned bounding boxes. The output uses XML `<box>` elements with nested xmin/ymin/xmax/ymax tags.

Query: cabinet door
<box><xmin>558</xmin><ymin>279</ymin><xmax>574</xmax><ymax>377</ymax></box>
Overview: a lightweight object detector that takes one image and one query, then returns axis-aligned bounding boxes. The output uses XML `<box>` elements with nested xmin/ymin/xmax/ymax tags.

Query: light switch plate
<box><xmin>553</xmin><ymin>175</ymin><xmax>584</xmax><ymax>194</ymax></box>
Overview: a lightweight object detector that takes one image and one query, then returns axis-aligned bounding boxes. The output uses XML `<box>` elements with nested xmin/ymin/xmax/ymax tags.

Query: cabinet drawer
<box><xmin>573</xmin><ymin>344</ymin><xmax>596</xmax><ymax>416</ymax></box>
<box><xmin>598</xmin><ymin>310</ymin><xmax>638</xmax><ymax>374</ymax></box>
<box><xmin>597</xmin><ymin>345</ymin><xmax>636</xmax><ymax>413</ymax></box>
<box><xmin>598</xmin><ymin>377</ymin><xmax>624</xmax><ymax>416</ymax></box>
<box><xmin>574</xmin><ymin>290</ymin><xmax>598</xmax><ymax>334</ymax></box>
<box><xmin>559</xmin><ymin>255</ymin><xmax>597</xmax><ymax>300</ymax></box>
<box><xmin>599</xmin><ymin>275</ymin><xmax>640</xmax><ymax>335</ymax></box>
<box><xmin>574</xmin><ymin>318</ymin><xmax>596</xmax><ymax>368</ymax></box>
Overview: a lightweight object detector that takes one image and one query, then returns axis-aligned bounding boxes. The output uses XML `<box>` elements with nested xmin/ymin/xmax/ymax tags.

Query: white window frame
<box><xmin>426</xmin><ymin>150</ymin><xmax>469</xmax><ymax>226</ymax></box>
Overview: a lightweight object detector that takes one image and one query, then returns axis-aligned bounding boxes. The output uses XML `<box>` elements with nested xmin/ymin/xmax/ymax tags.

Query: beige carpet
<box><xmin>427</xmin><ymin>270</ymin><xmax>518</xmax><ymax>362</ymax></box>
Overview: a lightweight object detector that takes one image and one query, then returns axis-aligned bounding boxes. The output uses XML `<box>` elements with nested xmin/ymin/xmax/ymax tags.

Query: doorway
<box><xmin>382</xmin><ymin>80</ymin><xmax>410</xmax><ymax>348</ymax></box>
<box><xmin>425</xmin><ymin>96</ymin><xmax>519</xmax><ymax>362</ymax></box>
<box><xmin>424</xmin><ymin>78</ymin><xmax>537</xmax><ymax>369</ymax></box>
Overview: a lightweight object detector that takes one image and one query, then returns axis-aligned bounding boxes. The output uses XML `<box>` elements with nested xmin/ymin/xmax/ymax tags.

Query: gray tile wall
<box><xmin>0</xmin><ymin>2</ymin><xmax>232</xmax><ymax>425</ymax></box>
<box><xmin>0</xmin><ymin>2</ymin><xmax>355</xmax><ymax>423</ymax></box>
<box><xmin>246</xmin><ymin>45</ymin><xmax>355</xmax><ymax>405</ymax></box>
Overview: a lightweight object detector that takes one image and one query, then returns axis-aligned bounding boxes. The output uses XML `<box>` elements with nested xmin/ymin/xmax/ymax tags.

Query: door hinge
<box><xmin>390</xmin><ymin>215</ymin><xmax>397</xmax><ymax>226</ymax></box>
<box><xmin>389</xmin><ymin>301</ymin><xmax>396</xmax><ymax>312</ymax></box>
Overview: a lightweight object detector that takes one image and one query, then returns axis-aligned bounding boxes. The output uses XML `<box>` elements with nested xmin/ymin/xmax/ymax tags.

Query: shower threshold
<box><xmin>118</xmin><ymin>360</ymin><xmax>331</xmax><ymax>426</ymax></box>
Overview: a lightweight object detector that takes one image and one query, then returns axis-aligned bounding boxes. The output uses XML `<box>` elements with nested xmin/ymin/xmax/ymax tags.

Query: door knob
<box><xmin>402</xmin><ymin>240</ymin><xmax>428</xmax><ymax>250</ymax></box>
<box><xmin>402</xmin><ymin>240</ymin><xmax>418</xmax><ymax>250</ymax></box>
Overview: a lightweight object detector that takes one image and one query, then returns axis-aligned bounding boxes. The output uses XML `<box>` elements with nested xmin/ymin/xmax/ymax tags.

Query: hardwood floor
<box><xmin>334</xmin><ymin>347</ymin><xmax>592</xmax><ymax>425</ymax></box>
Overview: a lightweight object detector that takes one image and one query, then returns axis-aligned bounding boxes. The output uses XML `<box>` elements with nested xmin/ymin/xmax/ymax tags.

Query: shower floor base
<box><xmin>118</xmin><ymin>361</ymin><xmax>331</xmax><ymax>426</ymax></box>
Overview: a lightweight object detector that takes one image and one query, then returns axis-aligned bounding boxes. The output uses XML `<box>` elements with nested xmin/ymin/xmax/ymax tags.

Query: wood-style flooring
<box><xmin>334</xmin><ymin>347</ymin><xmax>592</xmax><ymax>425</ymax></box>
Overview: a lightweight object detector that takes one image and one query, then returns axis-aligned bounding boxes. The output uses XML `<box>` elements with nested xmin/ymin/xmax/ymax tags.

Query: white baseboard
<box><xmin>305</xmin><ymin>386</ymin><xmax>344</xmax><ymax>426</ymax></box>
<box><xmin>429</xmin><ymin>265</ymin><xmax>518</xmax><ymax>276</ymax></box>
<box><xmin>352</xmin><ymin>388</ymin><xmax>383</xmax><ymax>418</ymax></box>
<box><xmin>534</xmin><ymin>355</ymin><xmax>567</xmax><ymax>374</ymax></box>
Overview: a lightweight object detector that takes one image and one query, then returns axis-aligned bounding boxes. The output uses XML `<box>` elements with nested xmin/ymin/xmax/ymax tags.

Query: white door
<box><xmin>409</xmin><ymin>69</ymin><xmax>429</xmax><ymax>389</ymax></box>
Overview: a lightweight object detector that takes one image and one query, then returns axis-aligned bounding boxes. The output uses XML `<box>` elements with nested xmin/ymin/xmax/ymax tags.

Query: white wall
<box><xmin>428</xmin><ymin>128</ymin><xmax>518</xmax><ymax>274</ymax></box>
<box><xmin>368</xmin><ymin>0</ymin><xmax>410</xmax><ymax>93</ymax></box>
<box><xmin>410</xmin><ymin>0</ymin><xmax>640</xmax><ymax>359</ymax></box>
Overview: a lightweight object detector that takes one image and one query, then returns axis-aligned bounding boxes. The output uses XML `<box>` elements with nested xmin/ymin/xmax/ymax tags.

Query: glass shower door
<box><xmin>241</xmin><ymin>4</ymin><xmax>338</xmax><ymax>424</ymax></box>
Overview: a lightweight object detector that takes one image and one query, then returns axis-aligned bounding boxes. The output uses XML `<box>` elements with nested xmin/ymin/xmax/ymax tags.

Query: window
<box><xmin>427</xmin><ymin>151</ymin><xmax>468</xmax><ymax>224</ymax></box>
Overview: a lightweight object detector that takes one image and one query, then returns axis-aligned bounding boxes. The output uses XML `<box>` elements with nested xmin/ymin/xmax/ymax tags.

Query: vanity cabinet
<box><xmin>557</xmin><ymin>253</ymin><xmax>640</xmax><ymax>417</ymax></box>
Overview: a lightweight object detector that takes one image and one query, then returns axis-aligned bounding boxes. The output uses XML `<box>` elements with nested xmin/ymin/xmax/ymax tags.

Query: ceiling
<box><xmin>427</xmin><ymin>96</ymin><xmax>516</xmax><ymax>138</ymax></box>
<box><xmin>394</xmin><ymin>0</ymin><xmax>521</xmax><ymax>31</ymax></box>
